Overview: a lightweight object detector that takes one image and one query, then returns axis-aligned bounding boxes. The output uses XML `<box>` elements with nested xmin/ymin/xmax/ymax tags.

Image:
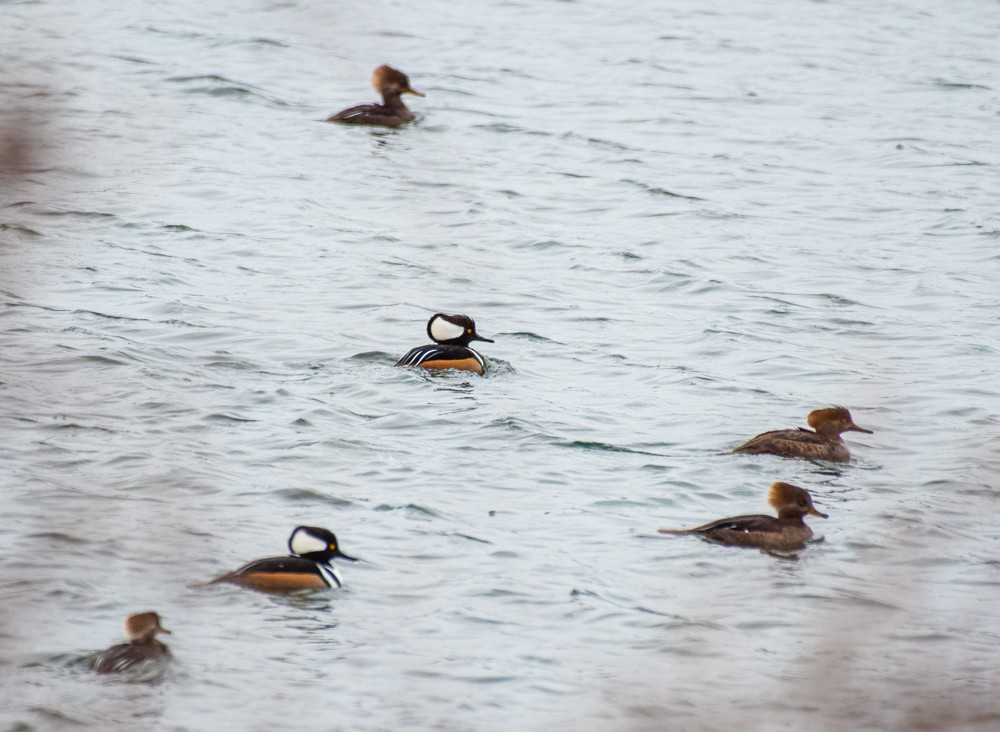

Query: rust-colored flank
<box><xmin>417</xmin><ymin>357</ymin><xmax>484</xmax><ymax>374</ymax></box>
<box><xmin>222</xmin><ymin>572</ymin><xmax>329</xmax><ymax>592</ymax></box>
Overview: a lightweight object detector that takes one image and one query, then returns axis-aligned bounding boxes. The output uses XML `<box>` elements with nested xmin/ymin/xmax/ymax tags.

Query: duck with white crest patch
<box><xmin>201</xmin><ymin>526</ymin><xmax>357</xmax><ymax>593</ymax></box>
<box><xmin>395</xmin><ymin>313</ymin><xmax>494</xmax><ymax>375</ymax></box>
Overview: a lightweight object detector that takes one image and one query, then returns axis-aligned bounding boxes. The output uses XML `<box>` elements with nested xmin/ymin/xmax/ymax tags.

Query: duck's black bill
<box><xmin>472</xmin><ymin>333</ymin><xmax>494</xmax><ymax>343</ymax></box>
<box><xmin>849</xmin><ymin>424</ymin><xmax>874</xmax><ymax>434</ymax></box>
<box><xmin>336</xmin><ymin>550</ymin><xmax>359</xmax><ymax>562</ymax></box>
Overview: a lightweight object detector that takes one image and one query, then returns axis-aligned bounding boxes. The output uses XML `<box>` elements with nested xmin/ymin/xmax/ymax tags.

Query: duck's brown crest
<box><xmin>767</xmin><ymin>481</ymin><xmax>810</xmax><ymax>508</ymax></box>
<box><xmin>124</xmin><ymin>612</ymin><xmax>169</xmax><ymax>641</ymax></box>
<box><xmin>807</xmin><ymin>406</ymin><xmax>852</xmax><ymax>427</ymax></box>
<box><xmin>371</xmin><ymin>64</ymin><xmax>411</xmax><ymax>91</ymax></box>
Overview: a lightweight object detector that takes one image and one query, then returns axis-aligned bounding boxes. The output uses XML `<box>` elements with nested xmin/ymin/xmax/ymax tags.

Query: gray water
<box><xmin>2</xmin><ymin>0</ymin><xmax>999</xmax><ymax>729</ymax></box>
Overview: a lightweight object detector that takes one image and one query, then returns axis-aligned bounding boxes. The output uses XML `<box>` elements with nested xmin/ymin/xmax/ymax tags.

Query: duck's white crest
<box><xmin>430</xmin><ymin>316</ymin><xmax>465</xmax><ymax>342</ymax></box>
<box><xmin>290</xmin><ymin>528</ymin><xmax>328</xmax><ymax>555</ymax></box>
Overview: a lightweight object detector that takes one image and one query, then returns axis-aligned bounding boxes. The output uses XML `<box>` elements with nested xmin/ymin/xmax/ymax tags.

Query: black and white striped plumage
<box><xmin>207</xmin><ymin>526</ymin><xmax>357</xmax><ymax>593</ymax></box>
<box><xmin>395</xmin><ymin>313</ymin><xmax>494</xmax><ymax>375</ymax></box>
<box><xmin>396</xmin><ymin>343</ymin><xmax>486</xmax><ymax>370</ymax></box>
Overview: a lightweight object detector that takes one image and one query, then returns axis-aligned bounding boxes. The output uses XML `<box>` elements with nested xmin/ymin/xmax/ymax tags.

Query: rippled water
<box><xmin>2</xmin><ymin>0</ymin><xmax>999</xmax><ymax>729</ymax></box>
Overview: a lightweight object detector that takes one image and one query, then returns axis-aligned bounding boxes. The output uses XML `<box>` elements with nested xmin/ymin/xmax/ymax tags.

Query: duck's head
<box><xmin>289</xmin><ymin>526</ymin><xmax>357</xmax><ymax>563</ymax></box>
<box><xmin>426</xmin><ymin>313</ymin><xmax>494</xmax><ymax>347</ymax></box>
<box><xmin>372</xmin><ymin>65</ymin><xmax>424</xmax><ymax>99</ymax></box>
<box><xmin>124</xmin><ymin>612</ymin><xmax>170</xmax><ymax>643</ymax></box>
<box><xmin>807</xmin><ymin>406</ymin><xmax>873</xmax><ymax>437</ymax></box>
<box><xmin>768</xmin><ymin>482</ymin><xmax>828</xmax><ymax>520</ymax></box>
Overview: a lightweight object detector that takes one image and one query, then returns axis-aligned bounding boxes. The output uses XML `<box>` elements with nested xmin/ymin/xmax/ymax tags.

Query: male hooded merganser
<box><xmin>395</xmin><ymin>313</ymin><xmax>494</xmax><ymax>375</ymax></box>
<box><xmin>658</xmin><ymin>482</ymin><xmax>827</xmax><ymax>551</ymax></box>
<box><xmin>206</xmin><ymin>526</ymin><xmax>356</xmax><ymax>592</ymax></box>
<box><xmin>326</xmin><ymin>65</ymin><xmax>424</xmax><ymax>127</ymax></box>
<box><xmin>732</xmin><ymin>406</ymin><xmax>873</xmax><ymax>462</ymax></box>
<box><xmin>93</xmin><ymin>612</ymin><xmax>171</xmax><ymax>674</ymax></box>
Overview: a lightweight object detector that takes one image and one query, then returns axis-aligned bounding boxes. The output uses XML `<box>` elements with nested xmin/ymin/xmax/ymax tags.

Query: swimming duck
<box><xmin>658</xmin><ymin>482</ymin><xmax>827</xmax><ymax>551</ymax></box>
<box><xmin>93</xmin><ymin>612</ymin><xmax>171</xmax><ymax>674</ymax></box>
<box><xmin>206</xmin><ymin>526</ymin><xmax>356</xmax><ymax>592</ymax></box>
<box><xmin>395</xmin><ymin>313</ymin><xmax>494</xmax><ymax>375</ymax></box>
<box><xmin>732</xmin><ymin>406</ymin><xmax>873</xmax><ymax>462</ymax></box>
<box><xmin>326</xmin><ymin>65</ymin><xmax>424</xmax><ymax>127</ymax></box>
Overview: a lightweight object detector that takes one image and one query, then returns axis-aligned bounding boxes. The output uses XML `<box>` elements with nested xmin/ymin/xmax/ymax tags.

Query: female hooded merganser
<box><xmin>658</xmin><ymin>482</ymin><xmax>827</xmax><ymax>551</ymax></box>
<box><xmin>395</xmin><ymin>313</ymin><xmax>494</xmax><ymax>375</ymax></box>
<box><xmin>732</xmin><ymin>406</ymin><xmax>873</xmax><ymax>462</ymax></box>
<box><xmin>326</xmin><ymin>65</ymin><xmax>424</xmax><ymax>127</ymax></box>
<box><xmin>206</xmin><ymin>526</ymin><xmax>356</xmax><ymax>592</ymax></box>
<box><xmin>93</xmin><ymin>612</ymin><xmax>171</xmax><ymax>674</ymax></box>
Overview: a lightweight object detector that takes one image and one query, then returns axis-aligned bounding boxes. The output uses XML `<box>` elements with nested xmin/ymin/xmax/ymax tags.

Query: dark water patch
<box><xmin>66</xmin><ymin>353</ymin><xmax>130</xmax><ymax>368</ymax></box>
<box><xmin>202</xmin><ymin>357</ymin><xmax>266</xmax><ymax>372</ymax></box>
<box><xmin>110</xmin><ymin>54</ymin><xmax>156</xmax><ymax>66</ymax></box>
<box><xmin>104</xmin><ymin>453</ymin><xmax>154</xmax><ymax>467</ymax></box>
<box><xmin>504</xmin><ymin>331</ymin><xmax>557</xmax><ymax>343</ymax></box>
<box><xmin>734</xmin><ymin>618</ymin><xmax>796</xmax><ymax>631</ymax></box>
<box><xmin>931</xmin><ymin>79</ymin><xmax>991</xmax><ymax>90</ymax></box>
<box><xmin>512</xmin><ymin>238</ymin><xmax>584</xmax><ymax>252</ymax></box>
<box><xmin>346</xmin><ymin>350</ymin><xmax>397</xmax><ymax>364</ymax></box>
<box><xmin>372</xmin><ymin>30</ymin><xmax>419</xmax><ymax>39</ymax></box>
<box><xmin>273</xmin><ymin>488</ymin><xmax>355</xmax><ymax>507</ymax></box>
<box><xmin>139</xmin><ymin>24</ymin><xmax>212</xmax><ymax>40</ymax></box>
<box><xmin>481</xmin><ymin>416</ymin><xmax>552</xmax><ymax>443</ymax></box>
<box><xmin>166</xmin><ymin>75</ymin><xmax>287</xmax><ymax>105</ymax></box>
<box><xmin>25</xmin><ymin>531</ymin><xmax>89</xmax><ymax>545</ymax></box>
<box><xmin>559</xmin><ymin>132</ymin><xmax>632</xmax><ymax>151</ymax></box>
<box><xmin>475</xmin><ymin>122</ymin><xmax>553</xmax><ymax>137</ymax></box>
<box><xmin>591</xmin><ymin>499</ymin><xmax>651</xmax><ymax>509</ymax></box>
<box><xmin>211</xmin><ymin>36</ymin><xmax>288</xmax><ymax>49</ymax></box>
<box><xmin>65</xmin><ymin>309</ymin><xmax>151</xmax><ymax>326</ymax></box>
<box><xmin>449</xmin><ymin>532</ymin><xmax>492</xmax><ymax>544</ymax></box>
<box><xmin>640</xmin><ymin>463</ymin><xmax>678</xmax><ymax>475</ymax></box>
<box><xmin>44</xmin><ymin>420</ymin><xmax>118</xmax><ymax>435</ymax></box>
<box><xmin>373</xmin><ymin>504</ymin><xmax>443</xmax><ymax>519</ymax></box>
<box><xmin>203</xmin><ymin>412</ymin><xmax>256</xmax><ymax>424</ymax></box>
<box><xmin>555</xmin><ymin>439</ymin><xmax>662</xmax><ymax>456</ymax></box>
<box><xmin>621</xmin><ymin>178</ymin><xmax>705</xmax><ymax>200</ymax></box>
<box><xmin>32</xmin><ymin>207</ymin><xmax>117</xmax><ymax>220</ymax></box>
<box><xmin>489</xmin><ymin>550</ymin><xmax>519</xmax><ymax>560</ymax></box>
<box><xmin>0</xmin><ymin>222</ymin><xmax>42</xmax><ymax>236</ymax></box>
<box><xmin>382</xmin><ymin>257</ymin><xmax>435</xmax><ymax>272</ymax></box>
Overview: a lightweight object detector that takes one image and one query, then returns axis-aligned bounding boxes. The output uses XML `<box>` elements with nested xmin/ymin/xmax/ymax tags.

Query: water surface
<box><xmin>2</xmin><ymin>0</ymin><xmax>999</xmax><ymax>729</ymax></box>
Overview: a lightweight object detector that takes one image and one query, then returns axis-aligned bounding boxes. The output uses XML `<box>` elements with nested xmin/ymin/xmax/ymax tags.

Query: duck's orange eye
<box><xmin>467</xmin><ymin>328</ymin><xmax>472</xmax><ymax>333</ymax></box>
<box><xmin>329</xmin><ymin>544</ymin><xmax>337</xmax><ymax>550</ymax></box>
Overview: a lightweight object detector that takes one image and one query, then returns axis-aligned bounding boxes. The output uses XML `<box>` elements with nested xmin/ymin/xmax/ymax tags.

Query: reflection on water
<box><xmin>2</xmin><ymin>0</ymin><xmax>999</xmax><ymax>729</ymax></box>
